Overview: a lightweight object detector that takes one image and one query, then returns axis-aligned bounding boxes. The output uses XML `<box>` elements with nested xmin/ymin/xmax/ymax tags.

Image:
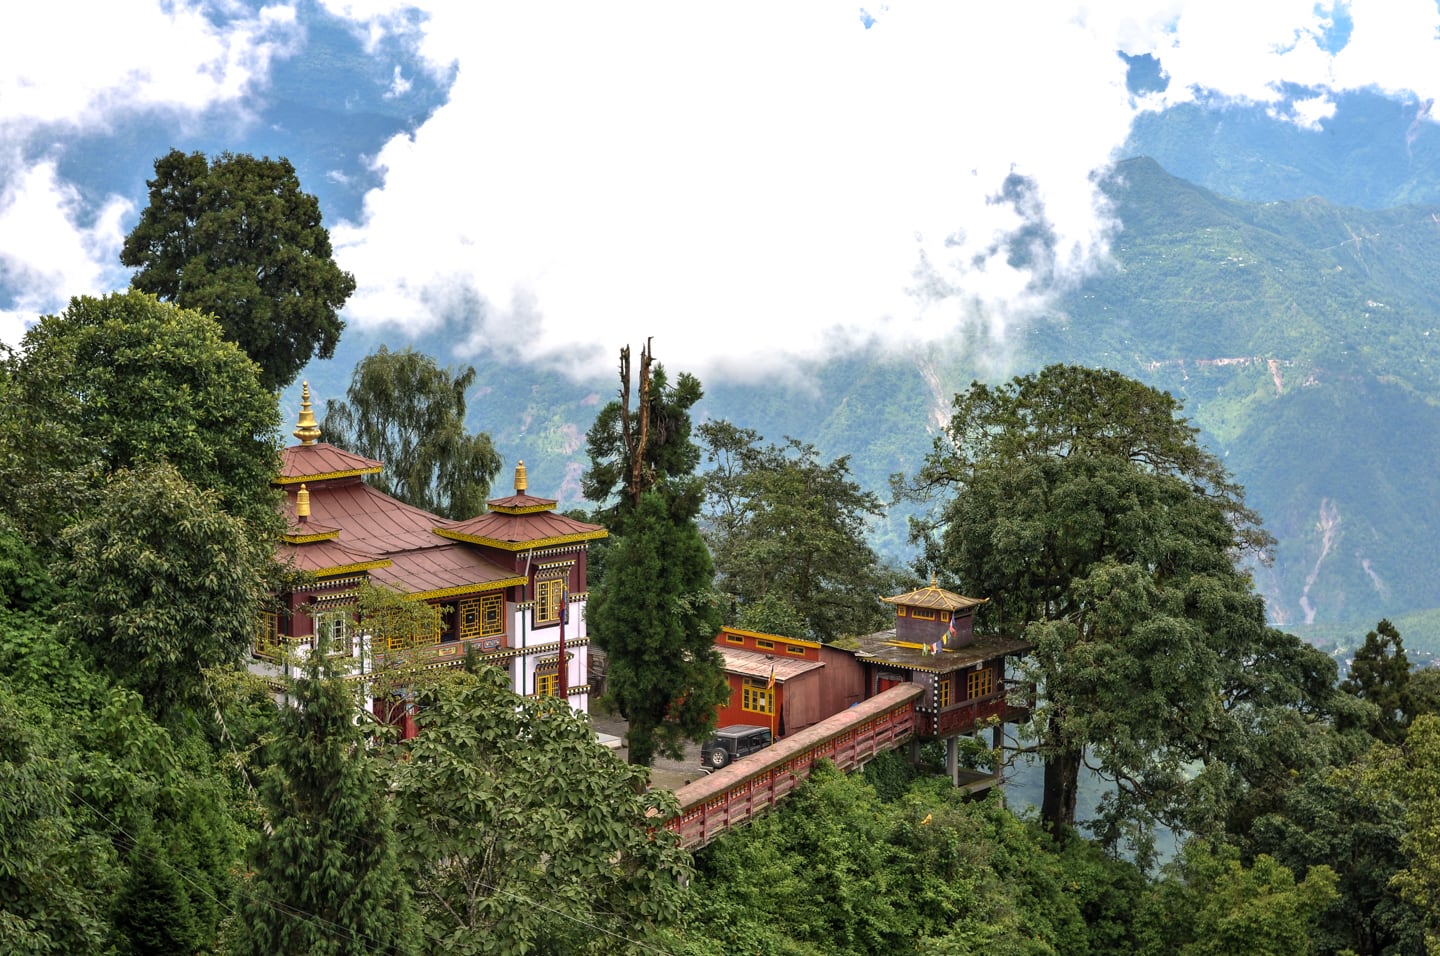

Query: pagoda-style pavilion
<box><xmin>256</xmin><ymin>384</ymin><xmax>606</xmax><ymax>731</ymax></box>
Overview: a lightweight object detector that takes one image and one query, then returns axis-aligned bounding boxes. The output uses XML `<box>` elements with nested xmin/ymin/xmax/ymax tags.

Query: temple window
<box><xmin>254</xmin><ymin>612</ymin><xmax>281</xmax><ymax>660</ymax></box>
<box><xmin>459</xmin><ymin>593</ymin><xmax>505</xmax><ymax>641</ymax></box>
<box><xmin>314</xmin><ymin>609</ymin><xmax>351</xmax><ymax>656</ymax></box>
<box><xmin>535</xmin><ymin>577</ymin><xmax>566</xmax><ymax>626</ymax></box>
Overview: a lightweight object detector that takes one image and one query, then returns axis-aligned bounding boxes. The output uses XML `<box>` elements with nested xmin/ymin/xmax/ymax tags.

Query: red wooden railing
<box><xmin>666</xmin><ymin>683</ymin><xmax>925</xmax><ymax>849</ymax></box>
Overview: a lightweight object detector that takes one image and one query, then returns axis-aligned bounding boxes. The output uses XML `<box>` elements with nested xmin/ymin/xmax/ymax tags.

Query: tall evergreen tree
<box><xmin>588</xmin><ymin>489</ymin><xmax>728</xmax><ymax>768</ymax></box>
<box><xmin>582</xmin><ymin>338</ymin><xmax>706</xmax><ymax>531</ymax></box>
<box><xmin>585</xmin><ymin>341</ymin><xmax>727</xmax><ymax>768</ymax></box>
<box><xmin>321</xmin><ymin>347</ymin><xmax>501</xmax><ymax>520</ymax></box>
<box><xmin>236</xmin><ymin>652</ymin><xmax>418</xmax><ymax>955</ymax></box>
<box><xmin>120</xmin><ymin>149</ymin><xmax>355</xmax><ymax>391</ymax></box>
<box><xmin>1340</xmin><ymin>618</ymin><xmax>1412</xmax><ymax>742</ymax></box>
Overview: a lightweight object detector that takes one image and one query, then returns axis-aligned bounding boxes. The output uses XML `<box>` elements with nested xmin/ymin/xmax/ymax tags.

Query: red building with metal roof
<box><xmin>256</xmin><ymin>384</ymin><xmax>606</xmax><ymax>728</ymax></box>
<box><xmin>710</xmin><ymin>581</ymin><xmax>1031</xmax><ymax>786</ymax></box>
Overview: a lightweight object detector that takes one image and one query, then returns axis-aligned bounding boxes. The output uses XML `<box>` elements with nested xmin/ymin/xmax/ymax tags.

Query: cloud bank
<box><xmin>0</xmin><ymin>0</ymin><xmax>300</xmax><ymax>337</ymax></box>
<box><xmin>6</xmin><ymin>1</ymin><xmax>1440</xmax><ymax>383</ymax></box>
<box><xmin>330</xmin><ymin>0</ymin><xmax>1440</xmax><ymax>381</ymax></box>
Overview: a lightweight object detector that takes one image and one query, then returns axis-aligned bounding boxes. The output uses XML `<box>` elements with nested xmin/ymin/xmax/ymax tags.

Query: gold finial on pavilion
<box><xmin>293</xmin><ymin>382</ymin><xmax>322</xmax><ymax>445</ymax></box>
<box><xmin>930</xmin><ymin>574</ymin><xmax>939</xmax><ymax>588</ymax></box>
<box><xmin>296</xmin><ymin>483</ymin><xmax>310</xmax><ymax>522</ymax></box>
<box><xmin>515</xmin><ymin>460</ymin><xmax>528</xmax><ymax>494</ymax></box>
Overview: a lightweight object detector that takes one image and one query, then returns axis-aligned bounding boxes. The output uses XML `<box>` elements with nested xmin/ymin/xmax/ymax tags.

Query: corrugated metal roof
<box><xmin>278</xmin><ymin>480</ymin><xmax>518</xmax><ymax>595</ymax></box>
<box><xmin>279</xmin><ymin>442</ymin><xmax>384</xmax><ymax>483</ymax></box>
<box><xmin>718</xmin><ymin>646</ymin><xmax>825</xmax><ymax>682</ymax></box>
<box><xmin>280</xmin><ymin>539</ymin><xmax>389</xmax><ymax>575</ymax></box>
<box><xmin>438</xmin><ymin>508</ymin><xmax>607</xmax><ymax>549</ymax></box>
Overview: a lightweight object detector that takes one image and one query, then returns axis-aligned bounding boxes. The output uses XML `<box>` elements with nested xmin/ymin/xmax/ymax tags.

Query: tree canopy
<box><xmin>1</xmin><ymin>291</ymin><xmax>282</xmax><ymax>537</ymax></box>
<box><xmin>120</xmin><ymin>149</ymin><xmax>356</xmax><ymax>391</ymax></box>
<box><xmin>321</xmin><ymin>346</ymin><xmax>501</xmax><ymax>519</ymax></box>
<box><xmin>57</xmin><ymin>462</ymin><xmax>271</xmax><ymax>722</ymax></box>
<box><xmin>588</xmin><ymin>489</ymin><xmax>728</xmax><ymax>768</ymax></box>
<box><xmin>701</xmin><ymin>421</ymin><xmax>894</xmax><ymax>641</ymax></box>
<box><xmin>392</xmin><ymin>668</ymin><xmax>689</xmax><ymax>954</ymax></box>
<box><xmin>905</xmin><ymin>364</ymin><xmax>1287</xmax><ymax>835</ymax></box>
<box><xmin>237</xmin><ymin>651</ymin><xmax>418</xmax><ymax>955</ymax></box>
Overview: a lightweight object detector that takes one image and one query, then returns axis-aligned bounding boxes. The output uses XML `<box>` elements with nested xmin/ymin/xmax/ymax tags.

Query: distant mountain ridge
<box><xmin>295</xmin><ymin>156</ymin><xmax>1440</xmax><ymax>651</ymax></box>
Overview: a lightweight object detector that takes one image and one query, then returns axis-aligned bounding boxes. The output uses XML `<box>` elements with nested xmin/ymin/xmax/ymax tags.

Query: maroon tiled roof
<box><xmin>718</xmin><ymin>646</ymin><xmax>825</xmax><ymax>682</ymax></box>
<box><xmin>437</xmin><ymin>509</ymin><xmax>607</xmax><ymax>550</ymax></box>
<box><xmin>279</xmin><ymin>539</ymin><xmax>388</xmax><ymax>576</ymax></box>
<box><xmin>279</xmin><ymin>479</ymin><xmax>519</xmax><ymax>596</ymax></box>
<box><xmin>278</xmin><ymin>442</ymin><xmax>383</xmax><ymax>484</ymax></box>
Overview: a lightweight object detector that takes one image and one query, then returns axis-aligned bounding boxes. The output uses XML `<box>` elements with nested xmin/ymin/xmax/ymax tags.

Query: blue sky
<box><xmin>3</xmin><ymin>0</ymin><xmax>1438</xmax><ymax>382</ymax></box>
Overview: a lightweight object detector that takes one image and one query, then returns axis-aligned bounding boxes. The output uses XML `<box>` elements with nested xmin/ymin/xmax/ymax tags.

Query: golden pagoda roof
<box><xmin>881</xmin><ymin>580</ymin><xmax>989</xmax><ymax>612</ymax></box>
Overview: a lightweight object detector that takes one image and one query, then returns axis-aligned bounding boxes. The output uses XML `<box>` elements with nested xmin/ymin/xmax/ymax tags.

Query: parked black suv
<box><xmin>700</xmin><ymin>724</ymin><xmax>773</xmax><ymax>769</ymax></box>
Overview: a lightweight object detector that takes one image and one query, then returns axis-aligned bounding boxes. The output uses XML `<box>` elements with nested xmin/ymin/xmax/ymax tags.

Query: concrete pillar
<box><xmin>946</xmin><ymin>736</ymin><xmax>958</xmax><ymax>786</ymax></box>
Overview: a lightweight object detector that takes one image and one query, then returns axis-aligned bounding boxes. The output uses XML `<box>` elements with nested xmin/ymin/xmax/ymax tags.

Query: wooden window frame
<box><xmin>255</xmin><ymin>611</ymin><xmax>281</xmax><ymax>659</ymax></box>
<box><xmin>741</xmin><ymin>677</ymin><xmax>774</xmax><ymax>715</ymax></box>
<box><xmin>967</xmin><ymin>666</ymin><xmax>996</xmax><ymax>700</ymax></box>
<box><xmin>314</xmin><ymin>609</ymin><xmax>352</xmax><ymax>657</ymax></box>
<box><xmin>937</xmin><ymin>675</ymin><xmax>953</xmax><ymax>708</ymax></box>
<box><xmin>459</xmin><ymin>593</ymin><xmax>505</xmax><ymax>642</ymax></box>
<box><xmin>535</xmin><ymin>577</ymin><xmax>566</xmax><ymax>627</ymax></box>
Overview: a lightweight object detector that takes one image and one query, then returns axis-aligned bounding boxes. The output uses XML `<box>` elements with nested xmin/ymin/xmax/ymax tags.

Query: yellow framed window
<box><xmin>967</xmin><ymin>667</ymin><xmax>996</xmax><ymax>699</ymax></box>
<box><xmin>255</xmin><ymin>612</ymin><xmax>280</xmax><ymax>659</ymax></box>
<box><xmin>534</xmin><ymin>669</ymin><xmax>559</xmax><ymax>697</ymax></box>
<box><xmin>459</xmin><ymin>593</ymin><xmax>506</xmax><ymax>641</ymax></box>
<box><xmin>535</xmin><ymin>577</ymin><xmax>565</xmax><ymax>626</ymax></box>
<box><xmin>741</xmin><ymin>678</ymin><xmax>774</xmax><ymax>715</ymax></box>
<box><xmin>937</xmin><ymin>675</ymin><xmax>953</xmax><ymax>708</ymax></box>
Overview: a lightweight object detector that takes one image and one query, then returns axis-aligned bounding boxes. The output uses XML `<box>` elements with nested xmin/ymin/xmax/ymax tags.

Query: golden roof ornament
<box><xmin>293</xmin><ymin>382</ymin><xmax>322</xmax><ymax>445</ymax></box>
<box><xmin>296</xmin><ymin>483</ymin><xmax>310</xmax><ymax>521</ymax></box>
<box><xmin>515</xmin><ymin>460</ymin><xmax>528</xmax><ymax>494</ymax></box>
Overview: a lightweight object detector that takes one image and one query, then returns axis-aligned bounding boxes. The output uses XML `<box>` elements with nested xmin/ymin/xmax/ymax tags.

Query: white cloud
<box><xmin>329</xmin><ymin>0</ymin><xmax>1440</xmax><ymax>383</ymax></box>
<box><xmin>0</xmin><ymin>156</ymin><xmax>132</xmax><ymax>330</ymax></box>
<box><xmin>331</xmin><ymin>3</ymin><xmax>1140</xmax><ymax>381</ymax></box>
<box><xmin>0</xmin><ymin>1</ymin><xmax>299</xmax><ymax>138</ymax></box>
<box><xmin>0</xmin><ymin>1</ymin><xmax>301</xmax><ymax>345</ymax></box>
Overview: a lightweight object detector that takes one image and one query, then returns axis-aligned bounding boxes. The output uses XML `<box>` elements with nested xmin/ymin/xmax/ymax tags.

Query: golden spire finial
<box><xmin>930</xmin><ymin>574</ymin><xmax>938</xmax><ymax>588</ymax></box>
<box><xmin>296</xmin><ymin>483</ymin><xmax>310</xmax><ymax>522</ymax></box>
<box><xmin>293</xmin><ymin>381</ymin><xmax>321</xmax><ymax>445</ymax></box>
<box><xmin>515</xmin><ymin>460</ymin><xmax>528</xmax><ymax>494</ymax></box>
